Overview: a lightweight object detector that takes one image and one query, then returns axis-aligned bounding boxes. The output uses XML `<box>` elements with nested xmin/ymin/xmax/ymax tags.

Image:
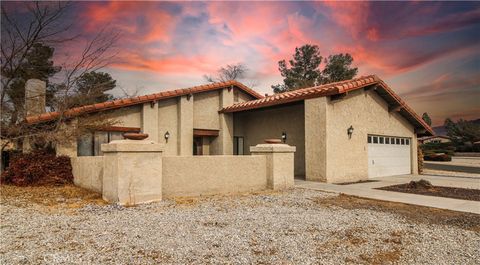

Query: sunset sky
<box><xmin>7</xmin><ymin>1</ymin><xmax>480</xmax><ymax>126</ymax></box>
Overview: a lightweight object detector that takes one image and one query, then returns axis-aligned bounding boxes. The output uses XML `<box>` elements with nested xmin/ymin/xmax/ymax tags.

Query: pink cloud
<box><xmin>81</xmin><ymin>2</ymin><xmax>176</xmax><ymax>43</ymax></box>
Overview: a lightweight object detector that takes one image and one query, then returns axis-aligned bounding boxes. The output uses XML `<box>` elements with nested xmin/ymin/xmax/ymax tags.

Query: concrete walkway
<box><xmin>295</xmin><ymin>174</ymin><xmax>480</xmax><ymax>214</ymax></box>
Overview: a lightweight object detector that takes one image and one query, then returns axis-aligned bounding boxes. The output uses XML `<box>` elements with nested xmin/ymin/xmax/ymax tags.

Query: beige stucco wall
<box><xmin>234</xmin><ymin>89</ymin><xmax>256</xmax><ymax>103</ymax></box>
<box><xmin>233</xmin><ymin>103</ymin><xmax>305</xmax><ymax>176</ymax></box>
<box><xmin>304</xmin><ymin>97</ymin><xmax>328</xmax><ymax>182</ymax></box>
<box><xmin>56</xmin><ymin>106</ymin><xmax>142</xmax><ymax>157</ymax></box>
<box><xmin>323</xmin><ymin>89</ymin><xmax>417</xmax><ymax>183</ymax></box>
<box><xmin>193</xmin><ymin>90</ymin><xmax>221</xmax><ymax>130</ymax></box>
<box><xmin>56</xmin><ymin>87</ymin><xmax>257</xmax><ymax>158</ymax></box>
<box><xmin>71</xmin><ymin>156</ymin><xmax>103</xmax><ymax>193</ymax></box>
<box><xmin>162</xmin><ymin>155</ymin><xmax>268</xmax><ymax>197</ymax></box>
<box><xmin>158</xmin><ymin>98</ymin><xmax>179</xmax><ymax>156</ymax></box>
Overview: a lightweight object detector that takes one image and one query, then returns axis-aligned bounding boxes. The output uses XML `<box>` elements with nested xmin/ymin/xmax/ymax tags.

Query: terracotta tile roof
<box><xmin>26</xmin><ymin>80</ymin><xmax>262</xmax><ymax>124</ymax></box>
<box><xmin>221</xmin><ymin>75</ymin><xmax>434</xmax><ymax>136</ymax></box>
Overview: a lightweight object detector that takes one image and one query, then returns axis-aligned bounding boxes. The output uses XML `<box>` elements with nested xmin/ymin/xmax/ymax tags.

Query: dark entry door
<box><xmin>193</xmin><ymin>136</ymin><xmax>203</xmax><ymax>155</ymax></box>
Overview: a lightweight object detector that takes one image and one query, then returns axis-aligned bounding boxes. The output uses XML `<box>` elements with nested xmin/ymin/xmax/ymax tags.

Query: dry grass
<box><xmin>0</xmin><ymin>184</ymin><xmax>106</xmax><ymax>211</ymax></box>
<box><xmin>313</xmin><ymin>194</ymin><xmax>480</xmax><ymax>232</ymax></box>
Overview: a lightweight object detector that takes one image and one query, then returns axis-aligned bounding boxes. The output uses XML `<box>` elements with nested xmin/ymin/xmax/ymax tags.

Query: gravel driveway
<box><xmin>1</xmin><ymin>185</ymin><xmax>479</xmax><ymax>264</ymax></box>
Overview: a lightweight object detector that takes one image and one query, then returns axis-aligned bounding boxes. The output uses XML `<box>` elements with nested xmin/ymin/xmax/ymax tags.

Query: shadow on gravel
<box><xmin>313</xmin><ymin>194</ymin><xmax>480</xmax><ymax>232</ymax></box>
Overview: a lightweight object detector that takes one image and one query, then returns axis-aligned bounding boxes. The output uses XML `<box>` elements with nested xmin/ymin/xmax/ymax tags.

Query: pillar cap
<box><xmin>250</xmin><ymin>144</ymin><xmax>296</xmax><ymax>153</ymax></box>
<box><xmin>101</xmin><ymin>140</ymin><xmax>164</xmax><ymax>153</ymax></box>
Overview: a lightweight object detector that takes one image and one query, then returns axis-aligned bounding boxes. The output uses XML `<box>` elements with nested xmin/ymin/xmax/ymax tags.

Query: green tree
<box><xmin>422</xmin><ymin>112</ymin><xmax>432</xmax><ymax>126</ymax></box>
<box><xmin>272</xmin><ymin>44</ymin><xmax>323</xmax><ymax>93</ymax></box>
<box><xmin>68</xmin><ymin>71</ymin><xmax>116</xmax><ymax>107</ymax></box>
<box><xmin>444</xmin><ymin>118</ymin><xmax>480</xmax><ymax>144</ymax></box>
<box><xmin>320</xmin><ymin>53</ymin><xmax>358</xmax><ymax>84</ymax></box>
<box><xmin>4</xmin><ymin>43</ymin><xmax>61</xmax><ymax>123</ymax></box>
<box><xmin>272</xmin><ymin>44</ymin><xmax>358</xmax><ymax>93</ymax></box>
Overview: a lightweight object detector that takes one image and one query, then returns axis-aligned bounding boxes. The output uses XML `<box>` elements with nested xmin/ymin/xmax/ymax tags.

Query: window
<box><xmin>368</xmin><ymin>136</ymin><xmax>372</xmax><ymax>143</ymax></box>
<box><xmin>391</xmin><ymin>137</ymin><xmax>395</xmax><ymax>145</ymax></box>
<box><xmin>373</xmin><ymin>136</ymin><xmax>378</xmax><ymax>144</ymax></box>
<box><xmin>396</xmin><ymin>138</ymin><xmax>400</xmax><ymax>145</ymax></box>
<box><xmin>77</xmin><ymin>131</ymin><xmax>126</xmax><ymax>156</ymax></box>
<box><xmin>379</xmin><ymin>137</ymin><xmax>384</xmax><ymax>144</ymax></box>
<box><xmin>401</xmin><ymin>139</ymin><xmax>405</xmax><ymax>145</ymax></box>
<box><xmin>385</xmin><ymin>137</ymin><xmax>390</xmax><ymax>144</ymax></box>
<box><xmin>233</xmin><ymin>136</ymin><xmax>244</xmax><ymax>155</ymax></box>
<box><xmin>406</xmin><ymin>139</ymin><xmax>410</xmax><ymax>145</ymax></box>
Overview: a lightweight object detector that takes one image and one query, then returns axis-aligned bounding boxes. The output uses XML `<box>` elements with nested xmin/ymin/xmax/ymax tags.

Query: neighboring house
<box><xmin>25</xmin><ymin>75</ymin><xmax>433</xmax><ymax>183</ymax></box>
<box><xmin>419</xmin><ymin>135</ymin><xmax>451</xmax><ymax>144</ymax></box>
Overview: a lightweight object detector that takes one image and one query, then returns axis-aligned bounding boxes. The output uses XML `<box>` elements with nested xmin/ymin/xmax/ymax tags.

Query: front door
<box><xmin>193</xmin><ymin>136</ymin><xmax>203</xmax><ymax>155</ymax></box>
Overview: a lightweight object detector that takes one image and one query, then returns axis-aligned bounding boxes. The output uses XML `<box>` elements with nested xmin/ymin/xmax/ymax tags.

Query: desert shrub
<box><xmin>1</xmin><ymin>151</ymin><xmax>73</xmax><ymax>186</ymax></box>
<box><xmin>424</xmin><ymin>154</ymin><xmax>452</xmax><ymax>162</ymax></box>
<box><xmin>421</xmin><ymin>142</ymin><xmax>454</xmax><ymax>151</ymax></box>
<box><xmin>407</xmin><ymin>179</ymin><xmax>433</xmax><ymax>189</ymax></box>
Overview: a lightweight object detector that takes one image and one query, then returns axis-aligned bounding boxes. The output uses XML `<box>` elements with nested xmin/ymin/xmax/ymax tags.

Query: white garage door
<box><xmin>368</xmin><ymin>135</ymin><xmax>411</xmax><ymax>178</ymax></box>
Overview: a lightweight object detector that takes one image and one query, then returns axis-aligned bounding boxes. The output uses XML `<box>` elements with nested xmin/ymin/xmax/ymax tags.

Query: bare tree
<box><xmin>1</xmin><ymin>2</ymin><xmax>121</xmax><ymax>156</ymax></box>
<box><xmin>204</xmin><ymin>63</ymin><xmax>248</xmax><ymax>83</ymax></box>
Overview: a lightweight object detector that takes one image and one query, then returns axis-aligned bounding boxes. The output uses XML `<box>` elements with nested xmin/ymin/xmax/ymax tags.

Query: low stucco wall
<box><xmin>71</xmin><ymin>156</ymin><xmax>103</xmax><ymax>193</ymax></box>
<box><xmin>162</xmin><ymin>155</ymin><xmax>268</xmax><ymax>197</ymax></box>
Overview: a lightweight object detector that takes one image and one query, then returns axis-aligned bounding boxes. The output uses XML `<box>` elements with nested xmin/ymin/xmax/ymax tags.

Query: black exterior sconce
<box><xmin>164</xmin><ymin>131</ymin><xmax>170</xmax><ymax>142</ymax></box>
<box><xmin>347</xmin><ymin>126</ymin><xmax>354</xmax><ymax>139</ymax></box>
<box><xmin>281</xmin><ymin>132</ymin><xmax>287</xmax><ymax>143</ymax></box>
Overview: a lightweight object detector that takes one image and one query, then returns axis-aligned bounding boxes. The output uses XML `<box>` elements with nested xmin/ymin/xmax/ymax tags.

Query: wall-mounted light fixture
<box><xmin>347</xmin><ymin>125</ymin><xmax>354</xmax><ymax>139</ymax></box>
<box><xmin>281</xmin><ymin>132</ymin><xmax>287</xmax><ymax>143</ymax></box>
<box><xmin>164</xmin><ymin>131</ymin><xmax>170</xmax><ymax>142</ymax></box>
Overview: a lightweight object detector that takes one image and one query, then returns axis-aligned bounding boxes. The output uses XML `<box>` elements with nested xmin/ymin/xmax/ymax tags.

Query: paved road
<box><xmin>424</xmin><ymin>163</ymin><xmax>480</xmax><ymax>174</ymax></box>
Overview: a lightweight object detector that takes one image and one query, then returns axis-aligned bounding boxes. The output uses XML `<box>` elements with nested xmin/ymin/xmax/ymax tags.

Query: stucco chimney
<box><xmin>25</xmin><ymin>79</ymin><xmax>46</xmax><ymax>116</ymax></box>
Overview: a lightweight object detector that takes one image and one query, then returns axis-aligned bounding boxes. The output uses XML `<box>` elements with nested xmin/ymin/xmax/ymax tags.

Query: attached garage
<box><xmin>221</xmin><ymin>75</ymin><xmax>434</xmax><ymax>183</ymax></box>
<box><xmin>367</xmin><ymin>135</ymin><xmax>412</xmax><ymax>178</ymax></box>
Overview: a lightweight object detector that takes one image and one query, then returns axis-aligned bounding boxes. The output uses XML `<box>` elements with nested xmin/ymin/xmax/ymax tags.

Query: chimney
<box><xmin>25</xmin><ymin>79</ymin><xmax>46</xmax><ymax>116</ymax></box>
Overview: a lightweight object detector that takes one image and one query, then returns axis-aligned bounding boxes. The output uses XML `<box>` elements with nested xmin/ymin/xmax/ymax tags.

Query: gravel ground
<box><xmin>1</xmin><ymin>185</ymin><xmax>479</xmax><ymax>264</ymax></box>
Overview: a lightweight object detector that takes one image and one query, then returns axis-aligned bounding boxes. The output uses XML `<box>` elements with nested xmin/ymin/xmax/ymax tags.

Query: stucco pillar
<box><xmin>142</xmin><ymin>102</ymin><xmax>159</xmax><ymax>142</ymax></box>
<box><xmin>23</xmin><ymin>79</ymin><xmax>47</xmax><ymax>153</ymax></box>
<box><xmin>25</xmin><ymin>79</ymin><xmax>46</xmax><ymax>116</ymax></box>
<box><xmin>250</xmin><ymin>143</ymin><xmax>296</xmax><ymax>190</ymax></box>
<box><xmin>304</xmin><ymin>97</ymin><xmax>328</xmax><ymax>182</ymax></box>
<box><xmin>101</xmin><ymin>140</ymin><xmax>164</xmax><ymax>205</ymax></box>
<box><xmin>217</xmin><ymin>88</ymin><xmax>234</xmax><ymax>155</ymax></box>
<box><xmin>178</xmin><ymin>95</ymin><xmax>193</xmax><ymax>155</ymax></box>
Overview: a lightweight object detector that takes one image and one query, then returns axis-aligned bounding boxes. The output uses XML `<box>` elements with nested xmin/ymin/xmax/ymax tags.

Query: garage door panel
<box><xmin>368</xmin><ymin>135</ymin><xmax>411</xmax><ymax>178</ymax></box>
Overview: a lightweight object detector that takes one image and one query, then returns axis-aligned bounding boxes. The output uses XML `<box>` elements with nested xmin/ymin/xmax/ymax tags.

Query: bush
<box><xmin>1</xmin><ymin>151</ymin><xmax>73</xmax><ymax>186</ymax></box>
<box><xmin>407</xmin><ymin>179</ymin><xmax>433</xmax><ymax>189</ymax></box>
<box><xmin>424</xmin><ymin>154</ymin><xmax>452</xmax><ymax>162</ymax></box>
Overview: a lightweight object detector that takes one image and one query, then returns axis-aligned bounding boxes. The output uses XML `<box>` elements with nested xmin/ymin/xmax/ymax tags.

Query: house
<box><xmin>419</xmin><ymin>135</ymin><xmax>452</xmax><ymax>144</ymax></box>
<box><xmin>25</xmin><ymin>75</ymin><xmax>433</xmax><ymax>184</ymax></box>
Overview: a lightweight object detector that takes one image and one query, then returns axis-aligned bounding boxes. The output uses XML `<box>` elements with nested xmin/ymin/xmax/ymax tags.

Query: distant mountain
<box><xmin>432</xmin><ymin>118</ymin><xmax>480</xmax><ymax>136</ymax></box>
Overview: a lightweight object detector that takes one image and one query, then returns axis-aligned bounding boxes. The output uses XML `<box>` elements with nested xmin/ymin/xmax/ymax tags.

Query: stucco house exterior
<box><xmin>25</xmin><ymin>75</ymin><xmax>433</xmax><ymax>184</ymax></box>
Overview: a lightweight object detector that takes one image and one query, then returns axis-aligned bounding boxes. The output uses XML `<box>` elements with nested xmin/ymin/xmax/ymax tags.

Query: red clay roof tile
<box><xmin>220</xmin><ymin>75</ymin><xmax>433</xmax><ymax>136</ymax></box>
<box><xmin>25</xmin><ymin>80</ymin><xmax>262</xmax><ymax>124</ymax></box>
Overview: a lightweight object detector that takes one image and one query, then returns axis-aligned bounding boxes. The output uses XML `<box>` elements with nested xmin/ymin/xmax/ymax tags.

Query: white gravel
<box><xmin>1</xmin><ymin>188</ymin><xmax>479</xmax><ymax>264</ymax></box>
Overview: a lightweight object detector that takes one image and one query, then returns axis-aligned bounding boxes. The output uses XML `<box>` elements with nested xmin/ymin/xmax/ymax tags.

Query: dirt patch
<box><xmin>313</xmin><ymin>194</ymin><xmax>480</xmax><ymax>232</ymax></box>
<box><xmin>377</xmin><ymin>184</ymin><xmax>480</xmax><ymax>201</ymax></box>
<box><xmin>0</xmin><ymin>184</ymin><xmax>106</xmax><ymax>209</ymax></box>
<box><xmin>359</xmin><ymin>248</ymin><xmax>402</xmax><ymax>265</ymax></box>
